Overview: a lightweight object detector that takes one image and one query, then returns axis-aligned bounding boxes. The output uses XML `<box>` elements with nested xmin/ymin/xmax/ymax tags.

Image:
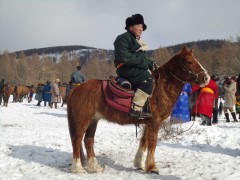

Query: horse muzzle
<box><xmin>199</xmin><ymin>73</ymin><xmax>210</xmax><ymax>87</ymax></box>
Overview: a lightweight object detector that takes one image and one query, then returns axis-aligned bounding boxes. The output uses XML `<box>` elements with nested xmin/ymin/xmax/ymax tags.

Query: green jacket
<box><xmin>114</xmin><ymin>31</ymin><xmax>153</xmax><ymax>69</ymax></box>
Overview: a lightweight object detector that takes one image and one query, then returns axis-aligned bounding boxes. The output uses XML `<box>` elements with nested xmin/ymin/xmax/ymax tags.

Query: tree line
<box><xmin>0</xmin><ymin>40</ymin><xmax>239</xmax><ymax>86</ymax></box>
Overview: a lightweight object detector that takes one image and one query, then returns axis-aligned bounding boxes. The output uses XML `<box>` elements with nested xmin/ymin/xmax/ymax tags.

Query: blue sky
<box><xmin>0</xmin><ymin>0</ymin><xmax>239</xmax><ymax>52</ymax></box>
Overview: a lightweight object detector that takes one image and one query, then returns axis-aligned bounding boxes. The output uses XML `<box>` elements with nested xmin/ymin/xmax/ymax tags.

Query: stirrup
<box><xmin>129</xmin><ymin>109</ymin><xmax>151</xmax><ymax>119</ymax></box>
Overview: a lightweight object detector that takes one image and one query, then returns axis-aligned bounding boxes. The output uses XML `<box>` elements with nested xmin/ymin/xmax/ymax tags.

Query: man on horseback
<box><xmin>114</xmin><ymin>14</ymin><xmax>155</xmax><ymax>119</ymax></box>
<box><xmin>70</xmin><ymin>65</ymin><xmax>86</xmax><ymax>88</ymax></box>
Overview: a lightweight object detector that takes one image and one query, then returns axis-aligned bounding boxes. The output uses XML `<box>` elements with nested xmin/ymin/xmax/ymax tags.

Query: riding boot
<box><xmin>225</xmin><ymin>113</ymin><xmax>230</xmax><ymax>122</ymax></box>
<box><xmin>231</xmin><ymin>112</ymin><xmax>238</xmax><ymax>122</ymax></box>
<box><xmin>200</xmin><ymin>120</ymin><xmax>206</xmax><ymax>125</ymax></box>
<box><xmin>212</xmin><ymin>108</ymin><xmax>218</xmax><ymax>124</ymax></box>
<box><xmin>239</xmin><ymin>113</ymin><xmax>240</xmax><ymax>120</ymax></box>
<box><xmin>129</xmin><ymin>89</ymin><xmax>152</xmax><ymax>119</ymax></box>
<box><xmin>206</xmin><ymin>117</ymin><xmax>212</xmax><ymax>126</ymax></box>
<box><xmin>200</xmin><ymin>114</ymin><xmax>206</xmax><ymax>125</ymax></box>
<box><xmin>36</xmin><ymin>101</ymin><xmax>41</xmax><ymax>106</ymax></box>
<box><xmin>50</xmin><ymin>103</ymin><xmax>53</xmax><ymax>109</ymax></box>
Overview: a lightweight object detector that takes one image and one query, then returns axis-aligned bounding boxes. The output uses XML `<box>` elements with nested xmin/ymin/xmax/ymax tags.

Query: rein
<box><xmin>163</xmin><ymin>54</ymin><xmax>208</xmax><ymax>84</ymax></box>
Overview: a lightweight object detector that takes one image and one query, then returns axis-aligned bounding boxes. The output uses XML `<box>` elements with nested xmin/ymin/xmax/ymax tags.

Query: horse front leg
<box><xmin>134</xmin><ymin>126</ymin><xmax>147</xmax><ymax>170</ymax></box>
<box><xmin>84</xmin><ymin>119</ymin><xmax>104</xmax><ymax>173</ymax></box>
<box><xmin>144</xmin><ymin>124</ymin><xmax>159</xmax><ymax>174</ymax></box>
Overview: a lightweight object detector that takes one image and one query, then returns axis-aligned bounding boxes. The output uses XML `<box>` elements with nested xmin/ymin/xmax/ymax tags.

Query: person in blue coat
<box><xmin>170</xmin><ymin>82</ymin><xmax>192</xmax><ymax>123</ymax></box>
<box><xmin>42</xmin><ymin>81</ymin><xmax>52</xmax><ymax>107</ymax></box>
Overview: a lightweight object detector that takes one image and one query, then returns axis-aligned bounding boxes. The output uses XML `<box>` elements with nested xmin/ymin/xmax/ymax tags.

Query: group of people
<box><xmin>35</xmin><ymin>79</ymin><xmax>61</xmax><ymax>109</ymax></box>
<box><xmin>34</xmin><ymin>65</ymin><xmax>86</xmax><ymax>109</ymax></box>
<box><xmin>170</xmin><ymin>74</ymin><xmax>240</xmax><ymax>126</ymax></box>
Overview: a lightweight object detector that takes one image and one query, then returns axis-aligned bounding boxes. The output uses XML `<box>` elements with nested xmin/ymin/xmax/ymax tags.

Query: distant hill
<box><xmin>165</xmin><ymin>39</ymin><xmax>227</xmax><ymax>53</ymax></box>
<box><xmin>14</xmin><ymin>45</ymin><xmax>97</xmax><ymax>57</ymax></box>
<box><xmin>11</xmin><ymin>39</ymin><xmax>228</xmax><ymax>63</ymax></box>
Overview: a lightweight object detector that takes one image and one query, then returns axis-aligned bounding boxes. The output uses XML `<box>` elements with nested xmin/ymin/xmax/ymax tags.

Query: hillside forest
<box><xmin>0</xmin><ymin>40</ymin><xmax>239</xmax><ymax>86</ymax></box>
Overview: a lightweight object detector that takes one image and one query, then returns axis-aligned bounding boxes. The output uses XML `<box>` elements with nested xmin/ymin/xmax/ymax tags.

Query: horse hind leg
<box><xmin>69</xmin><ymin>119</ymin><xmax>86</xmax><ymax>173</ymax></box>
<box><xmin>71</xmin><ymin>133</ymin><xmax>86</xmax><ymax>173</ymax></box>
<box><xmin>84</xmin><ymin>119</ymin><xmax>104</xmax><ymax>173</ymax></box>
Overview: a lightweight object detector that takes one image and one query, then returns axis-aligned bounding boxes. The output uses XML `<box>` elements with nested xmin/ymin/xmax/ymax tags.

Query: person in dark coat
<box><xmin>0</xmin><ymin>79</ymin><xmax>4</xmax><ymax>105</ymax></box>
<box><xmin>42</xmin><ymin>81</ymin><xmax>52</xmax><ymax>107</ymax></box>
<box><xmin>236</xmin><ymin>74</ymin><xmax>240</xmax><ymax>119</ymax></box>
<box><xmin>192</xmin><ymin>79</ymin><xmax>218</xmax><ymax>126</ymax></box>
<box><xmin>211</xmin><ymin>75</ymin><xmax>220</xmax><ymax>124</ymax></box>
<box><xmin>70</xmin><ymin>65</ymin><xmax>86</xmax><ymax>88</ymax></box>
<box><xmin>35</xmin><ymin>83</ymin><xmax>44</xmax><ymax>106</ymax></box>
<box><xmin>113</xmin><ymin>13</ymin><xmax>155</xmax><ymax>119</ymax></box>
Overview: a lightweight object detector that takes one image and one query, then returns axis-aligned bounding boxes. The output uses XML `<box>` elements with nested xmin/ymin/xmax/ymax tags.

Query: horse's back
<box><xmin>68</xmin><ymin>79</ymin><xmax>102</xmax><ymax>109</ymax></box>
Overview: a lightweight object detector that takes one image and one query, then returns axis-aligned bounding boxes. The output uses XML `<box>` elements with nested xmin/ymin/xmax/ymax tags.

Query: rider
<box><xmin>70</xmin><ymin>65</ymin><xmax>86</xmax><ymax>88</ymax></box>
<box><xmin>113</xmin><ymin>14</ymin><xmax>155</xmax><ymax>119</ymax></box>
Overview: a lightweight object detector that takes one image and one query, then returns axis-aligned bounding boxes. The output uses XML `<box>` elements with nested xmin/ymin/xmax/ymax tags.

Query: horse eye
<box><xmin>186</xmin><ymin>61</ymin><xmax>193</xmax><ymax>64</ymax></box>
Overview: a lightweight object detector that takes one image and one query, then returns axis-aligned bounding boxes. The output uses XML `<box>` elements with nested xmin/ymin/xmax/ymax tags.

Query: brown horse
<box><xmin>67</xmin><ymin>47</ymin><xmax>210</xmax><ymax>174</ymax></box>
<box><xmin>2</xmin><ymin>85</ymin><xmax>15</xmax><ymax>107</ymax></box>
<box><xmin>59</xmin><ymin>86</ymin><xmax>67</xmax><ymax>107</ymax></box>
<box><xmin>14</xmin><ymin>85</ymin><xmax>34</xmax><ymax>102</ymax></box>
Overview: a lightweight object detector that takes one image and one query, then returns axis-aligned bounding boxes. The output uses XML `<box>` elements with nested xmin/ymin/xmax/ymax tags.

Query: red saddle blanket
<box><xmin>102</xmin><ymin>78</ymin><xmax>135</xmax><ymax>113</ymax></box>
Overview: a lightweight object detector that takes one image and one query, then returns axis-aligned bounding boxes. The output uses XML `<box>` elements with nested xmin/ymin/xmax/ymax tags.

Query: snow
<box><xmin>1</xmin><ymin>97</ymin><xmax>240</xmax><ymax>180</ymax></box>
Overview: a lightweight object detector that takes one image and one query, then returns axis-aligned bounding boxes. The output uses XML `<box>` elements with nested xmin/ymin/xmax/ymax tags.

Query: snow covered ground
<box><xmin>1</xmin><ymin>97</ymin><xmax>240</xmax><ymax>180</ymax></box>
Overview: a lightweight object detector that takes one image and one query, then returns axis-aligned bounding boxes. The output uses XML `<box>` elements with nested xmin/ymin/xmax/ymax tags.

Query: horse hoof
<box><xmin>137</xmin><ymin>167</ymin><xmax>144</xmax><ymax>171</ymax></box>
<box><xmin>87</xmin><ymin>163</ymin><xmax>105</xmax><ymax>173</ymax></box>
<box><xmin>151</xmin><ymin>170</ymin><xmax>159</xmax><ymax>175</ymax></box>
<box><xmin>71</xmin><ymin>167</ymin><xmax>87</xmax><ymax>173</ymax></box>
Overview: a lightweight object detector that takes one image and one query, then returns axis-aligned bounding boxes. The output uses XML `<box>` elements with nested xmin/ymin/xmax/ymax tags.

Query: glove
<box><xmin>147</xmin><ymin>60</ymin><xmax>156</xmax><ymax>70</ymax></box>
<box><xmin>137</xmin><ymin>39</ymin><xmax>148</xmax><ymax>51</ymax></box>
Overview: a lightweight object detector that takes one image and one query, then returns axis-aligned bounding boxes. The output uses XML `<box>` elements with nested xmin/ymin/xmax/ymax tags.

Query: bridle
<box><xmin>166</xmin><ymin>54</ymin><xmax>207</xmax><ymax>84</ymax></box>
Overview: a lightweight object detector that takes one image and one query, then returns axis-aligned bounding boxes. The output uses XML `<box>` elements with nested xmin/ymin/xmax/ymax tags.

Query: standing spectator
<box><xmin>35</xmin><ymin>83</ymin><xmax>44</xmax><ymax>106</ymax></box>
<box><xmin>192</xmin><ymin>78</ymin><xmax>218</xmax><ymax>126</ymax></box>
<box><xmin>70</xmin><ymin>65</ymin><xmax>86</xmax><ymax>88</ymax></box>
<box><xmin>224</xmin><ymin>76</ymin><xmax>238</xmax><ymax>122</ymax></box>
<box><xmin>211</xmin><ymin>75</ymin><xmax>220</xmax><ymax>124</ymax></box>
<box><xmin>236</xmin><ymin>74</ymin><xmax>240</xmax><ymax>120</ymax></box>
<box><xmin>42</xmin><ymin>81</ymin><xmax>52</xmax><ymax>107</ymax></box>
<box><xmin>50</xmin><ymin>78</ymin><xmax>61</xmax><ymax>109</ymax></box>
<box><xmin>170</xmin><ymin>82</ymin><xmax>192</xmax><ymax>123</ymax></box>
<box><xmin>0</xmin><ymin>79</ymin><xmax>4</xmax><ymax>105</ymax></box>
<box><xmin>28</xmin><ymin>85</ymin><xmax>35</xmax><ymax>103</ymax></box>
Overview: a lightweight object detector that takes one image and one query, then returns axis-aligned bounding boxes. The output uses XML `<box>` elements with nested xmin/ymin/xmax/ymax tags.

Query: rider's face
<box><xmin>129</xmin><ymin>24</ymin><xmax>143</xmax><ymax>38</ymax></box>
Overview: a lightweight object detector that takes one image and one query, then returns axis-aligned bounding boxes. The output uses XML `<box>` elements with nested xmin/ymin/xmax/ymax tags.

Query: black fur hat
<box><xmin>125</xmin><ymin>14</ymin><xmax>147</xmax><ymax>31</ymax></box>
<box><xmin>211</xmin><ymin>75</ymin><xmax>220</xmax><ymax>81</ymax></box>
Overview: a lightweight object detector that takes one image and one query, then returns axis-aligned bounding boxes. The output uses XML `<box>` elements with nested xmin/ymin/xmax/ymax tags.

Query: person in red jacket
<box><xmin>191</xmin><ymin>78</ymin><xmax>218</xmax><ymax>126</ymax></box>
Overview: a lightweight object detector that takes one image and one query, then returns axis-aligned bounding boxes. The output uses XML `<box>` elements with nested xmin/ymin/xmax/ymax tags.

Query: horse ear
<box><xmin>190</xmin><ymin>48</ymin><xmax>194</xmax><ymax>53</ymax></box>
<box><xmin>181</xmin><ymin>46</ymin><xmax>188</xmax><ymax>54</ymax></box>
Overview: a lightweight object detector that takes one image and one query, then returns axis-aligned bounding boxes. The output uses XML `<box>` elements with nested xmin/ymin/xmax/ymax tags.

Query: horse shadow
<box><xmin>97</xmin><ymin>155</ymin><xmax>180</xmax><ymax>179</ymax></box>
<box><xmin>158</xmin><ymin>142</ymin><xmax>240</xmax><ymax>157</ymax></box>
<box><xmin>8</xmin><ymin>145</ymin><xmax>180</xmax><ymax>179</ymax></box>
<box><xmin>33</xmin><ymin>111</ymin><xmax>67</xmax><ymax>118</ymax></box>
<box><xmin>8</xmin><ymin>145</ymin><xmax>72</xmax><ymax>173</ymax></box>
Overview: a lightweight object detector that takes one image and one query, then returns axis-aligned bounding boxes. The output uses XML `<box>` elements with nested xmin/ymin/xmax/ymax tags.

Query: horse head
<box><xmin>156</xmin><ymin>46</ymin><xmax>210</xmax><ymax>87</ymax></box>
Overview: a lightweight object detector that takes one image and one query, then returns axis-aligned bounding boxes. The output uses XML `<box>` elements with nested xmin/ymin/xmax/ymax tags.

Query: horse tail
<box><xmin>67</xmin><ymin>89</ymin><xmax>75</xmax><ymax>140</ymax></box>
<box><xmin>67</xmin><ymin>88</ymin><xmax>86</xmax><ymax>165</ymax></box>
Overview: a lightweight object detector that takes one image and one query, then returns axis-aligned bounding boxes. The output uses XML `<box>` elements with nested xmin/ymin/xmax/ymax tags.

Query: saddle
<box><xmin>102</xmin><ymin>76</ymin><xmax>135</xmax><ymax>113</ymax></box>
